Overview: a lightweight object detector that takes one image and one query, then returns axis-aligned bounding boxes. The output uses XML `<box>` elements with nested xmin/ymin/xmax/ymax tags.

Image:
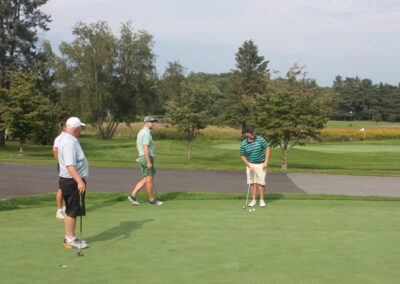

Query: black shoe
<box><xmin>148</xmin><ymin>199</ymin><xmax>164</xmax><ymax>206</ymax></box>
<box><xmin>128</xmin><ymin>195</ymin><xmax>140</xmax><ymax>206</ymax></box>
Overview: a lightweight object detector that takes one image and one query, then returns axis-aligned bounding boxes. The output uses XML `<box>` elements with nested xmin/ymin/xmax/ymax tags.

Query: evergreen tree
<box><xmin>223</xmin><ymin>40</ymin><xmax>269</xmax><ymax>128</ymax></box>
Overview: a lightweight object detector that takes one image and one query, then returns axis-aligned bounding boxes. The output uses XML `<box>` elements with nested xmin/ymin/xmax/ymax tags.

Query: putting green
<box><xmin>1</xmin><ymin>199</ymin><xmax>400</xmax><ymax>283</ymax></box>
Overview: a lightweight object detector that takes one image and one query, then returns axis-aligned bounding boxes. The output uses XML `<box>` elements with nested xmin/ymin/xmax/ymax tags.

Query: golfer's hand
<box><xmin>263</xmin><ymin>162</ymin><xmax>268</xmax><ymax>169</ymax></box>
<box><xmin>77</xmin><ymin>181</ymin><xmax>86</xmax><ymax>193</ymax></box>
<box><xmin>147</xmin><ymin>162</ymin><xmax>153</xmax><ymax>169</ymax></box>
<box><xmin>249</xmin><ymin>166</ymin><xmax>254</xmax><ymax>173</ymax></box>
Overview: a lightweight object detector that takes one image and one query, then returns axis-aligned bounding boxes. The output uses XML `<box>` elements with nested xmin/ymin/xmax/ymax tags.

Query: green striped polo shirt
<box><xmin>240</xmin><ymin>136</ymin><xmax>269</xmax><ymax>163</ymax></box>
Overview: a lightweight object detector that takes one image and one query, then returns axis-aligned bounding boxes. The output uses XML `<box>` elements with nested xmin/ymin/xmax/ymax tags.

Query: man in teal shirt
<box><xmin>240</xmin><ymin>125</ymin><xmax>270</xmax><ymax>207</ymax></box>
<box><xmin>128</xmin><ymin>117</ymin><xmax>163</xmax><ymax>206</ymax></box>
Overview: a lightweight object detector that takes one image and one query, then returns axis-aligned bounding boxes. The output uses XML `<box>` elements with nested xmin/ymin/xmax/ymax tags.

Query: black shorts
<box><xmin>59</xmin><ymin>177</ymin><xmax>86</xmax><ymax>217</ymax></box>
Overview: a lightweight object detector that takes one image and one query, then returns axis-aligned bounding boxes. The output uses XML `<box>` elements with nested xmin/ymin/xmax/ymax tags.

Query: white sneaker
<box><xmin>64</xmin><ymin>238</ymin><xmax>88</xmax><ymax>249</ymax></box>
<box><xmin>56</xmin><ymin>209</ymin><xmax>65</xmax><ymax>219</ymax></box>
<box><xmin>248</xmin><ymin>200</ymin><xmax>257</xmax><ymax>207</ymax></box>
<box><xmin>259</xmin><ymin>200</ymin><xmax>266</xmax><ymax>207</ymax></box>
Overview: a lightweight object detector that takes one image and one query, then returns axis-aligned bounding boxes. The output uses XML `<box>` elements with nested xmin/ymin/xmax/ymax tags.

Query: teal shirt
<box><xmin>240</xmin><ymin>136</ymin><xmax>268</xmax><ymax>163</ymax></box>
<box><xmin>136</xmin><ymin>127</ymin><xmax>155</xmax><ymax>157</ymax></box>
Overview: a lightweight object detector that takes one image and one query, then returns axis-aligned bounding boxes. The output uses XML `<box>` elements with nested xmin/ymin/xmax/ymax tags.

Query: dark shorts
<box><xmin>59</xmin><ymin>177</ymin><xmax>86</xmax><ymax>217</ymax></box>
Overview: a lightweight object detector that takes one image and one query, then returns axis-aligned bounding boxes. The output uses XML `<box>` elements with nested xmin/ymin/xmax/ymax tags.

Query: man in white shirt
<box><xmin>58</xmin><ymin>117</ymin><xmax>89</xmax><ymax>249</ymax></box>
<box><xmin>53</xmin><ymin>119</ymin><xmax>67</xmax><ymax>219</ymax></box>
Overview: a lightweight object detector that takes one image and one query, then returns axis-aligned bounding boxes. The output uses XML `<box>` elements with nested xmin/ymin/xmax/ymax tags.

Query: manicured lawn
<box><xmin>326</xmin><ymin>120</ymin><xmax>400</xmax><ymax>129</ymax></box>
<box><xmin>1</xmin><ymin>136</ymin><xmax>399</xmax><ymax>176</ymax></box>
<box><xmin>1</xmin><ymin>195</ymin><xmax>399</xmax><ymax>283</ymax></box>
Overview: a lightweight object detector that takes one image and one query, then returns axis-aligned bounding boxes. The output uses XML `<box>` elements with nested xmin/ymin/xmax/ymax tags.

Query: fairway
<box><xmin>212</xmin><ymin>140</ymin><xmax>400</xmax><ymax>154</ymax></box>
<box><xmin>1</xmin><ymin>198</ymin><xmax>400</xmax><ymax>283</ymax></box>
<box><xmin>297</xmin><ymin>143</ymin><xmax>400</xmax><ymax>153</ymax></box>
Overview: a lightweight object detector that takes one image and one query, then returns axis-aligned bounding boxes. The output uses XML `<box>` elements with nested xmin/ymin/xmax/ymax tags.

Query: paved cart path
<box><xmin>0</xmin><ymin>163</ymin><xmax>399</xmax><ymax>199</ymax></box>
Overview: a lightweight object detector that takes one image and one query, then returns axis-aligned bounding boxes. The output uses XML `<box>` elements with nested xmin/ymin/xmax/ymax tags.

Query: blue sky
<box><xmin>42</xmin><ymin>0</ymin><xmax>400</xmax><ymax>86</ymax></box>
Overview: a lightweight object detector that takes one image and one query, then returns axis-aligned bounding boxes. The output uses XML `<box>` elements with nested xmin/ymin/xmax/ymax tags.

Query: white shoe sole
<box><xmin>128</xmin><ymin>196</ymin><xmax>140</xmax><ymax>206</ymax></box>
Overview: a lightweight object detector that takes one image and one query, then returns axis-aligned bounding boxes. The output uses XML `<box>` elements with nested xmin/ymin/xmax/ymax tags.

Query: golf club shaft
<box><xmin>79</xmin><ymin>194</ymin><xmax>83</xmax><ymax>255</ymax></box>
<box><xmin>244</xmin><ymin>184</ymin><xmax>250</xmax><ymax>208</ymax></box>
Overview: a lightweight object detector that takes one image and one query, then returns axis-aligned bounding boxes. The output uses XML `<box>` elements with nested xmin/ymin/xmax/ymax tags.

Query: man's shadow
<box><xmin>85</xmin><ymin>219</ymin><xmax>153</xmax><ymax>244</ymax></box>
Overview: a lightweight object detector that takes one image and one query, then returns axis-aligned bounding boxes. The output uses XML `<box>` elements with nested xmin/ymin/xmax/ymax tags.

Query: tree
<box><xmin>186</xmin><ymin>72</ymin><xmax>228</xmax><ymax>124</ymax></box>
<box><xmin>30</xmin><ymin>41</ymin><xmax>61</xmax><ymax>144</ymax></box>
<box><xmin>0</xmin><ymin>0</ymin><xmax>51</xmax><ymax>148</ymax></box>
<box><xmin>2</xmin><ymin>71</ymin><xmax>55</xmax><ymax>153</ymax></box>
<box><xmin>256</xmin><ymin>64</ymin><xmax>332</xmax><ymax>170</ymax></box>
<box><xmin>156</xmin><ymin>61</ymin><xmax>186</xmax><ymax>114</ymax></box>
<box><xmin>222</xmin><ymin>40</ymin><xmax>270</xmax><ymax>128</ymax></box>
<box><xmin>57</xmin><ymin>21</ymin><xmax>157</xmax><ymax>139</ymax></box>
<box><xmin>115</xmin><ymin>22</ymin><xmax>157</xmax><ymax>119</ymax></box>
<box><xmin>165</xmin><ymin>80</ymin><xmax>212</xmax><ymax>160</ymax></box>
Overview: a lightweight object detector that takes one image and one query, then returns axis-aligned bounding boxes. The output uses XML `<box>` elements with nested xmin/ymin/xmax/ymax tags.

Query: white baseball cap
<box><xmin>66</xmin><ymin>117</ymin><xmax>86</xmax><ymax>128</ymax></box>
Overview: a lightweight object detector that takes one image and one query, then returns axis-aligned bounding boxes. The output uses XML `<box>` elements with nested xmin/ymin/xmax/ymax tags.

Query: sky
<box><xmin>41</xmin><ymin>0</ymin><xmax>400</xmax><ymax>87</ymax></box>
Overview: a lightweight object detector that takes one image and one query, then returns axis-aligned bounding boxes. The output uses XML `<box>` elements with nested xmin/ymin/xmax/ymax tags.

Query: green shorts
<box><xmin>138</xmin><ymin>156</ymin><xmax>156</xmax><ymax>176</ymax></box>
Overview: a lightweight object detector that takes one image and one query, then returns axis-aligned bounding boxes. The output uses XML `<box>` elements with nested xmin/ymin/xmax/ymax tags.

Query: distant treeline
<box><xmin>331</xmin><ymin>76</ymin><xmax>400</xmax><ymax>122</ymax></box>
<box><xmin>155</xmin><ymin>72</ymin><xmax>400</xmax><ymax>124</ymax></box>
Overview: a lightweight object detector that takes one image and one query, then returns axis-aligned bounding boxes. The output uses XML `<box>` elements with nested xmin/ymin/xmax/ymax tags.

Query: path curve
<box><xmin>1</xmin><ymin>163</ymin><xmax>399</xmax><ymax>199</ymax></box>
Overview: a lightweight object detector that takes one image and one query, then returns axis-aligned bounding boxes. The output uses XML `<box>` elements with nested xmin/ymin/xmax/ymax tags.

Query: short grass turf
<box><xmin>2</xmin><ymin>138</ymin><xmax>400</xmax><ymax>176</ymax></box>
<box><xmin>1</xmin><ymin>199</ymin><xmax>400</xmax><ymax>284</ymax></box>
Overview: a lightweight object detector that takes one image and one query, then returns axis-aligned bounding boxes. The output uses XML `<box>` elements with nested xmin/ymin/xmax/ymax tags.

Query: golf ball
<box><xmin>249</xmin><ymin>209</ymin><xmax>252</xmax><ymax>212</ymax></box>
<box><xmin>253</xmin><ymin>208</ymin><xmax>256</xmax><ymax>212</ymax></box>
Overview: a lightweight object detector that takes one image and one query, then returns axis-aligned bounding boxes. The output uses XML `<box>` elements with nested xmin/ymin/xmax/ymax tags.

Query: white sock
<box><xmin>66</xmin><ymin>236</ymin><xmax>76</xmax><ymax>242</ymax></box>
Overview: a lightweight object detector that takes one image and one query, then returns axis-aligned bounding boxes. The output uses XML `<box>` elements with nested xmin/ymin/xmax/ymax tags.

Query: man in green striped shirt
<box><xmin>240</xmin><ymin>126</ymin><xmax>270</xmax><ymax>207</ymax></box>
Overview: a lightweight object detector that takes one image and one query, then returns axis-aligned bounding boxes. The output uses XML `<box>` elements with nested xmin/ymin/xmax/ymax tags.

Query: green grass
<box><xmin>1</xmin><ymin>193</ymin><xmax>400</xmax><ymax>283</ymax></box>
<box><xmin>326</xmin><ymin>120</ymin><xmax>400</xmax><ymax>129</ymax></box>
<box><xmin>1</xmin><ymin>136</ymin><xmax>400</xmax><ymax>176</ymax></box>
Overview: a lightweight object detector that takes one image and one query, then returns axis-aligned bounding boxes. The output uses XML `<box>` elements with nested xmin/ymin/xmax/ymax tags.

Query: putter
<box><xmin>77</xmin><ymin>193</ymin><xmax>84</xmax><ymax>257</ymax></box>
<box><xmin>242</xmin><ymin>184</ymin><xmax>250</xmax><ymax>209</ymax></box>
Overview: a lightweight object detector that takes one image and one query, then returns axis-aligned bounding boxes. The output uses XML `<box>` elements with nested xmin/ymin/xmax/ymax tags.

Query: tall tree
<box><xmin>156</xmin><ymin>61</ymin><xmax>186</xmax><ymax>114</ymax></box>
<box><xmin>115</xmin><ymin>22</ymin><xmax>157</xmax><ymax>119</ymax></box>
<box><xmin>57</xmin><ymin>21</ymin><xmax>157</xmax><ymax>139</ymax></box>
<box><xmin>256</xmin><ymin>64</ymin><xmax>332</xmax><ymax>170</ymax></box>
<box><xmin>0</xmin><ymin>0</ymin><xmax>51</xmax><ymax>148</ymax></box>
<box><xmin>223</xmin><ymin>40</ymin><xmax>269</xmax><ymax>128</ymax></box>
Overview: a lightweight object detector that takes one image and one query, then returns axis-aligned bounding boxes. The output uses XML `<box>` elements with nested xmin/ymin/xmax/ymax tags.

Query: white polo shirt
<box><xmin>58</xmin><ymin>133</ymin><xmax>89</xmax><ymax>179</ymax></box>
<box><xmin>53</xmin><ymin>132</ymin><xmax>66</xmax><ymax>148</ymax></box>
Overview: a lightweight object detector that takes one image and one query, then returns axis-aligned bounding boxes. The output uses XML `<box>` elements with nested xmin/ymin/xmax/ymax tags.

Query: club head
<box><xmin>76</xmin><ymin>252</ymin><xmax>84</xmax><ymax>257</ymax></box>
